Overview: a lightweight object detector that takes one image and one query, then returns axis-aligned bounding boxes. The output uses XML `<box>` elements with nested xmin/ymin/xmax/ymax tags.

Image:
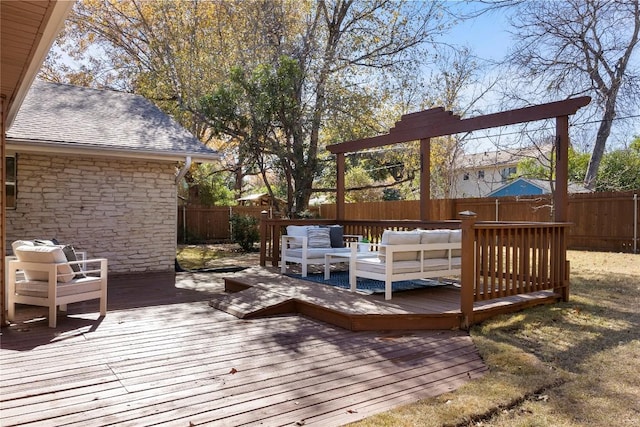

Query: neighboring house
<box><xmin>5</xmin><ymin>80</ymin><xmax>219</xmax><ymax>276</ymax></box>
<box><xmin>487</xmin><ymin>177</ymin><xmax>591</xmax><ymax>197</ymax></box>
<box><xmin>451</xmin><ymin>145</ymin><xmax>552</xmax><ymax>198</ymax></box>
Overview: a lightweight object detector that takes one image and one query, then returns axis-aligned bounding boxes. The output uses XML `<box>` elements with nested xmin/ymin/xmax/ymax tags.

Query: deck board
<box><xmin>1</xmin><ymin>264</ymin><xmax>561</xmax><ymax>426</ymax></box>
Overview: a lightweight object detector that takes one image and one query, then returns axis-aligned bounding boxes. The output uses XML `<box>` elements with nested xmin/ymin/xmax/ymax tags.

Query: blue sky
<box><xmin>445</xmin><ymin>2</ymin><xmax>512</xmax><ymax>63</ymax></box>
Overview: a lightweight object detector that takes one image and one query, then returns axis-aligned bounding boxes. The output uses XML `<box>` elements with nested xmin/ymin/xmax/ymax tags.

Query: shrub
<box><xmin>230</xmin><ymin>214</ymin><xmax>260</xmax><ymax>252</ymax></box>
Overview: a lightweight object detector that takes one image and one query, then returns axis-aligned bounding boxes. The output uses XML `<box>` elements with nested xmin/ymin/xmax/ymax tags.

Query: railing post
<box><xmin>459</xmin><ymin>210</ymin><xmax>477</xmax><ymax>330</ymax></box>
<box><xmin>260</xmin><ymin>210</ymin><xmax>268</xmax><ymax>266</ymax></box>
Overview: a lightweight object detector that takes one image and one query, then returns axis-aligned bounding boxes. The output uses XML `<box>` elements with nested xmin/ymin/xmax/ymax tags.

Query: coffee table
<box><xmin>324</xmin><ymin>250</ymin><xmax>377</xmax><ymax>280</ymax></box>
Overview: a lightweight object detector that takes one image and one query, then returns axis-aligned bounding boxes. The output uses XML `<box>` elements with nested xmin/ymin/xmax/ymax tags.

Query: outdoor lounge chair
<box><xmin>7</xmin><ymin>241</ymin><xmax>108</xmax><ymax>328</ymax></box>
<box><xmin>280</xmin><ymin>225</ymin><xmax>361</xmax><ymax>277</ymax></box>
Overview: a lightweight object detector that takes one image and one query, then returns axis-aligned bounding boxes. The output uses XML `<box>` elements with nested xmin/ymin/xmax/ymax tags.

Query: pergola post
<box><xmin>554</xmin><ymin>115</ymin><xmax>569</xmax><ymax>222</ymax></box>
<box><xmin>420</xmin><ymin>138</ymin><xmax>431</xmax><ymax>221</ymax></box>
<box><xmin>336</xmin><ymin>152</ymin><xmax>345</xmax><ymax>220</ymax></box>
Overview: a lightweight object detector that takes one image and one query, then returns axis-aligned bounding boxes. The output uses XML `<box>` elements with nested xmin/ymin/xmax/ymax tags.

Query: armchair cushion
<box><xmin>13</xmin><ymin>245</ymin><xmax>75</xmax><ymax>283</ymax></box>
<box><xmin>285</xmin><ymin>225</ymin><xmax>314</xmax><ymax>248</ymax></box>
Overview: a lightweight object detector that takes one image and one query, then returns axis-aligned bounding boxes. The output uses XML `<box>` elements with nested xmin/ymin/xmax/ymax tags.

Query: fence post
<box><xmin>260</xmin><ymin>211</ymin><xmax>268</xmax><ymax>266</ymax></box>
<box><xmin>459</xmin><ymin>210</ymin><xmax>477</xmax><ymax>330</ymax></box>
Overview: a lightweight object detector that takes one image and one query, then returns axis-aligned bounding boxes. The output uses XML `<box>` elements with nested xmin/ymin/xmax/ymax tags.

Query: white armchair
<box><xmin>7</xmin><ymin>243</ymin><xmax>108</xmax><ymax>328</ymax></box>
<box><xmin>280</xmin><ymin>225</ymin><xmax>361</xmax><ymax>277</ymax></box>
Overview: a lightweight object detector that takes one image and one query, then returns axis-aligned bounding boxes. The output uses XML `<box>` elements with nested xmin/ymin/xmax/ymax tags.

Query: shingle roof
<box><xmin>6</xmin><ymin>80</ymin><xmax>218</xmax><ymax>161</ymax></box>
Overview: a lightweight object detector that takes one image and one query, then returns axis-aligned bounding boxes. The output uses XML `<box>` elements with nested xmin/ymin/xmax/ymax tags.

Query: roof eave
<box><xmin>5</xmin><ymin>1</ymin><xmax>75</xmax><ymax>128</ymax></box>
<box><xmin>6</xmin><ymin>139</ymin><xmax>220</xmax><ymax>163</ymax></box>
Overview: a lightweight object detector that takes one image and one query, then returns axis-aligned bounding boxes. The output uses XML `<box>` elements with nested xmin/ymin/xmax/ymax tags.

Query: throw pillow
<box><xmin>327</xmin><ymin>225</ymin><xmax>345</xmax><ymax>248</ymax></box>
<box><xmin>307</xmin><ymin>227</ymin><xmax>331</xmax><ymax>248</ymax></box>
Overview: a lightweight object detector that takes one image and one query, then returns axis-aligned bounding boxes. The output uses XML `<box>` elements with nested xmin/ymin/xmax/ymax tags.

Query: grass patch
<box><xmin>349</xmin><ymin>250</ymin><xmax>640</xmax><ymax>426</ymax></box>
<box><xmin>176</xmin><ymin>244</ymin><xmax>236</xmax><ymax>269</ymax></box>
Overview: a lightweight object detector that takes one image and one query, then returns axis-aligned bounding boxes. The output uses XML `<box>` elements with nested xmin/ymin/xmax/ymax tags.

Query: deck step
<box><xmin>209</xmin><ymin>286</ymin><xmax>295</xmax><ymax>318</ymax></box>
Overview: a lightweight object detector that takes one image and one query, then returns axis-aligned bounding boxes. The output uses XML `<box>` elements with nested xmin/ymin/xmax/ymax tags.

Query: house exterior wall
<box><xmin>452</xmin><ymin>165</ymin><xmax>515</xmax><ymax>198</ymax></box>
<box><xmin>6</xmin><ymin>153</ymin><xmax>177</xmax><ymax>274</ymax></box>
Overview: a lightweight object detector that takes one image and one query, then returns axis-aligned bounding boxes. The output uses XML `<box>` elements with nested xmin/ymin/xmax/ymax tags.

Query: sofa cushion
<box><xmin>356</xmin><ymin>259</ymin><xmax>423</xmax><ymax>275</ymax></box>
<box><xmin>13</xmin><ymin>245</ymin><xmax>75</xmax><ymax>283</ymax></box>
<box><xmin>355</xmin><ymin>257</ymin><xmax>461</xmax><ymax>276</ymax></box>
<box><xmin>419</xmin><ymin>229</ymin><xmax>450</xmax><ymax>258</ymax></box>
<box><xmin>284</xmin><ymin>247</ymin><xmax>350</xmax><ymax>259</ymax></box>
<box><xmin>449</xmin><ymin>229</ymin><xmax>462</xmax><ymax>257</ymax></box>
<box><xmin>307</xmin><ymin>227</ymin><xmax>331</xmax><ymax>248</ymax></box>
<box><xmin>379</xmin><ymin>230</ymin><xmax>421</xmax><ymax>262</ymax></box>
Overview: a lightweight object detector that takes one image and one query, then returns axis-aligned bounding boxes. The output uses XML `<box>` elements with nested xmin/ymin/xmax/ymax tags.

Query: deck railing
<box><xmin>259</xmin><ymin>212</ymin><xmax>570</xmax><ymax>328</ymax></box>
<box><xmin>459</xmin><ymin>213</ymin><xmax>570</xmax><ymax>327</ymax></box>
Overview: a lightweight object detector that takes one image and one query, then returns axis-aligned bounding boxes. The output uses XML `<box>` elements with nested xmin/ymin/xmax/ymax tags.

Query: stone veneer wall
<box><xmin>6</xmin><ymin>153</ymin><xmax>177</xmax><ymax>274</ymax></box>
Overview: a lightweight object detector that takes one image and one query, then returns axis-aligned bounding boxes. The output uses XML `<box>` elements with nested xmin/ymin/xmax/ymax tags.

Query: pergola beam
<box><xmin>331</xmin><ymin>96</ymin><xmax>591</xmax><ymax>221</ymax></box>
<box><xmin>328</xmin><ymin>96</ymin><xmax>591</xmax><ymax>155</ymax></box>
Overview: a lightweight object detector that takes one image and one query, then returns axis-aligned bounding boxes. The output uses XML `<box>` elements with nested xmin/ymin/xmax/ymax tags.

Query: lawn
<box><xmin>349</xmin><ymin>250</ymin><xmax>640</xmax><ymax>427</ymax></box>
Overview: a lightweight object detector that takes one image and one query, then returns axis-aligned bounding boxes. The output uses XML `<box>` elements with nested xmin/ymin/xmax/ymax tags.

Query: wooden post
<box><xmin>259</xmin><ymin>210</ymin><xmax>268</xmax><ymax>266</ymax></box>
<box><xmin>1</xmin><ymin>96</ymin><xmax>6</xmax><ymax>326</ymax></box>
<box><xmin>554</xmin><ymin>115</ymin><xmax>569</xmax><ymax>222</ymax></box>
<box><xmin>336</xmin><ymin>153</ymin><xmax>345</xmax><ymax>220</ymax></box>
<box><xmin>459</xmin><ymin>210</ymin><xmax>477</xmax><ymax>330</ymax></box>
<box><xmin>420</xmin><ymin>138</ymin><xmax>431</xmax><ymax>221</ymax></box>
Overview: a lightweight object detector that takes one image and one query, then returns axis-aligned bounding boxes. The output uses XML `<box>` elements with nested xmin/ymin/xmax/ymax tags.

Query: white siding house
<box><xmin>451</xmin><ymin>145</ymin><xmax>552</xmax><ymax>198</ymax></box>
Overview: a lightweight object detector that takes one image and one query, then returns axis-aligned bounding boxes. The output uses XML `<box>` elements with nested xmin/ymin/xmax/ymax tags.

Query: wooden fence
<box><xmin>177</xmin><ymin>191</ymin><xmax>639</xmax><ymax>253</ymax></box>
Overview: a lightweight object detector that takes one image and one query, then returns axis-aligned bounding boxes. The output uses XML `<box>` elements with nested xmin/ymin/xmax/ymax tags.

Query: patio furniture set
<box><xmin>280</xmin><ymin>225</ymin><xmax>462</xmax><ymax>300</ymax></box>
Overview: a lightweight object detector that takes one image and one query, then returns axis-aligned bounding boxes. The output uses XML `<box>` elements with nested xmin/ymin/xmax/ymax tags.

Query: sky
<box><xmin>431</xmin><ymin>1</ymin><xmax>639</xmax><ymax>153</ymax></box>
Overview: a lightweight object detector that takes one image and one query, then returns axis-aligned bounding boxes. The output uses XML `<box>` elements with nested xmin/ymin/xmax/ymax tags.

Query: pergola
<box><xmin>327</xmin><ymin>97</ymin><xmax>591</xmax><ymax>221</ymax></box>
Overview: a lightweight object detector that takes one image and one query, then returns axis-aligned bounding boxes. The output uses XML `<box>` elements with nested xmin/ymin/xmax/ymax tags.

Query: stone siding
<box><xmin>6</xmin><ymin>153</ymin><xmax>177</xmax><ymax>274</ymax></box>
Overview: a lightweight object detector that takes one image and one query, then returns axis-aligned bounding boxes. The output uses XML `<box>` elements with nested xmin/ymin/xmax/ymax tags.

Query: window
<box><xmin>5</xmin><ymin>155</ymin><xmax>16</xmax><ymax>208</ymax></box>
<box><xmin>463</xmin><ymin>172</ymin><xmax>469</xmax><ymax>181</ymax></box>
<box><xmin>477</xmin><ymin>170</ymin><xmax>485</xmax><ymax>179</ymax></box>
<box><xmin>500</xmin><ymin>166</ymin><xmax>517</xmax><ymax>182</ymax></box>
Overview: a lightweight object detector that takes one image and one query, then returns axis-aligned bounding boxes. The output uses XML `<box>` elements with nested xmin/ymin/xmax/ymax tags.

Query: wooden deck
<box><xmin>216</xmin><ymin>267</ymin><xmax>561</xmax><ymax>331</ymax></box>
<box><xmin>2</xmin><ymin>271</ymin><xmax>488</xmax><ymax>426</ymax></box>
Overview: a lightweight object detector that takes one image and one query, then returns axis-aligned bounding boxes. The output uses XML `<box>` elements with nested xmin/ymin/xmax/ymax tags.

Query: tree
<box><xmin>46</xmin><ymin>0</ymin><xmax>452</xmax><ymax>216</ymax></box>
<box><xmin>596</xmin><ymin>136</ymin><xmax>640</xmax><ymax>191</ymax></box>
<box><xmin>504</xmin><ymin>0</ymin><xmax>640</xmax><ymax>190</ymax></box>
<box><xmin>199</xmin><ymin>0</ymin><xmax>451</xmax><ymax>216</ymax></box>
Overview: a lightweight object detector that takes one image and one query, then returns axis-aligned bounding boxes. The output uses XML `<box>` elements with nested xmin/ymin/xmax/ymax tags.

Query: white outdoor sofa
<box><xmin>349</xmin><ymin>229</ymin><xmax>462</xmax><ymax>300</ymax></box>
<box><xmin>281</xmin><ymin>225</ymin><xmax>361</xmax><ymax>277</ymax></box>
<box><xmin>7</xmin><ymin>241</ymin><xmax>108</xmax><ymax>328</ymax></box>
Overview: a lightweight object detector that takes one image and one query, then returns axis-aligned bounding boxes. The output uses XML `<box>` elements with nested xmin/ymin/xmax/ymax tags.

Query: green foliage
<box><xmin>187</xmin><ymin>163</ymin><xmax>235</xmax><ymax>206</ymax></box>
<box><xmin>382</xmin><ymin>188</ymin><xmax>402</xmax><ymax>201</ymax></box>
<box><xmin>515</xmin><ymin>141</ymin><xmax>640</xmax><ymax>191</ymax></box>
<box><xmin>596</xmin><ymin>145</ymin><xmax>640</xmax><ymax>191</ymax></box>
<box><xmin>229</xmin><ymin>214</ymin><xmax>259</xmax><ymax>252</ymax></box>
<box><xmin>345</xmin><ymin>165</ymin><xmax>382</xmax><ymax>202</ymax></box>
